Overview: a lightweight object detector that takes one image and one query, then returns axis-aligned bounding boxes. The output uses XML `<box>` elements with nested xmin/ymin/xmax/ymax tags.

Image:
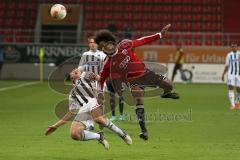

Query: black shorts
<box><xmin>106</xmin><ymin>80</ymin><xmax>115</xmax><ymax>93</ymax></box>
<box><xmin>106</xmin><ymin>79</ymin><xmax>123</xmax><ymax>94</ymax></box>
<box><xmin>129</xmin><ymin>69</ymin><xmax>165</xmax><ymax>89</ymax></box>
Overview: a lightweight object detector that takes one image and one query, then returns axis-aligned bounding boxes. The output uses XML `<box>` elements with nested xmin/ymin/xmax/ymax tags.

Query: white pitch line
<box><xmin>0</xmin><ymin>81</ymin><xmax>40</xmax><ymax>92</ymax></box>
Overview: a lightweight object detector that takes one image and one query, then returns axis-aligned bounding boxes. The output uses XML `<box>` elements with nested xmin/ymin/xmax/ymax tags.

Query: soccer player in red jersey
<box><xmin>95</xmin><ymin>24</ymin><xmax>179</xmax><ymax>140</ymax></box>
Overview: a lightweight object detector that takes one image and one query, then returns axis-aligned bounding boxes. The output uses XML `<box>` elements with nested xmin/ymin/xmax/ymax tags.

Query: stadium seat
<box><xmin>114</xmin><ymin>5</ymin><xmax>123</xmax><ymax>12</ymax></box>
<box><xmin>17</xmin><ymin>3</ymin><xmax>26</xmax><ymax>10</ymax></box>
<box><xmin>85</xmin><ymin>12</ymin><xmax>94</xmax><ymax>20</ymax></box>
<box><xmin>7</xmin><ymin>10</ymin><xmax>16</xmax><ymax>17</ymax></box>
<box><xmin>95</xmin><ymin>21</ymin><xmax>105</xmax><ymax>29</ymax></box>
<box><xmin>125</xmin><ymin>5</ymin><xmax>133</xmax><ymax>12</ymax></box>
<box><xmin>133</xmin><ymin>22</ymin><xmax>142</xmax><ymax>31</ymax></box>
<box><xmin>143</xmin><ymin>5</ymin><xmax>153</xmax><ymax>12</ymax></box>
<box><xmin>127</xmin><ymin>13</ymin><xmax>134</xmax><ymax>21</ymax></box>
<box><xmin>105</xmin><ymin>4</ymin><xmax>114</xmax><ymax>11</ymax></box>
<box><xmin>0</xmin><ymin>10</ymin><xmax>4</xmax><ymax>18</ymax></box>
<box><xmin>113</xmin><ymin>13</ymin><xmax>123</xmax><ymax>20</ymax></box>
<box><xmin>0</xmin><ymin>2</ymin><xmax>6</xmax><ymax>9</ymax></box>
<box><xmin>0</xmin><ymin>19</ymin><xmax>4</xmax><ymax>28</ymax></box>
<box><xmin>95</xmin><ymin>5</ymin><xmax>104</xmax><ymax>11</ymax></box>
<box><xmin>16</xmin><ymin>11</ymin><xmax>25</xmax><ymax>18</ymax></box>
<box><xmin>194</xmin><ymin>39</ymin><xmax>202</xmax><ymax>46</ymax></box>
<box><xmin>133</xmin><ymin>13</ymin><xmax>143</xmax><ymax>20</ymax></box>
<box><xmin>84</xmin><ymin>21</ymin><xmax>94</xmax><ymax>29</ymax></box>
<box><xmin>85</xmin><ymin>5</ymin><xmax>94</xmax><ymax>11</ymax></box>
<box><xmin>95</xmin><ymin>12</ymin><xmax>104</xmax><ymax>19</ymax></box>
<box><xmin>8</xmin><ymin>1</ymin><xmax>16</xmax><ymax>9</ymax></box>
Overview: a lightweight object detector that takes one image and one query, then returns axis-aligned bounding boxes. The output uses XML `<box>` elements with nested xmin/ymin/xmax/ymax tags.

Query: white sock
<box><xmin>236</xmin><ymin>92</ymin><xmax>240</xmax><ymax>104</ymax></box>
<box><xmin>228</xmin><ymin>90</ymin><xmax>235</xmax><ymax>107</ymax></box>
<box><xmin>82</xmin><ymin>130</ymin><xmax>100</xmax><ymax>141</ymax></box>
<box><xmin>105</xmin><ymin>119</ymin><xmax>125</xmax><ymax>137</ymax></box>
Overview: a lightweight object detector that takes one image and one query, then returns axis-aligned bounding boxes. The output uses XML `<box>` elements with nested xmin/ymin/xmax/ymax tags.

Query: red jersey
<box><xmin>99</xmin><ymin>33</ymin><xmax>162</xmax><ymax>89</ymax></box>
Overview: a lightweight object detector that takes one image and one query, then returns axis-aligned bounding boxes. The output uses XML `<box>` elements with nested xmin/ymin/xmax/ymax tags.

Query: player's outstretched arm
<box><xmin>45</xmin><ymin>111</ymin><xmax>75</xmax><ymax>136</ymax></box>
<box><xmin>222</xmin><ymin>66</ymin><xmax>228</xmax><ymax>81</ymax></box>
<box><xmin>132</xmin><ymin>24</ymin><xmax>171</xmax><ymax>48</ymax></box>
<box><xmin>222</xmin><ymin>54</ymin><xmax>230</xmax><ymax>81</ymax></box>
<box><xmin>160</xmin><ymin>24</ymin><xmax>171</xmax><ymax>38</ymax></box>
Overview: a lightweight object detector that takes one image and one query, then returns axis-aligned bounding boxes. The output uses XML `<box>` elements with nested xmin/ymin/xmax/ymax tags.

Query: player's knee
<box><xmin>119</xmin><ymin>96</ymin><xmax>124</xmax><ymax>104</ymax></box>
<box><xmin>131</xmin><ymin>88</ymin><xmax>144</xmax><ymax>99</ymax></box>
<box><xmin>70</xmin><ymin>125</ymin><xmax>84</xmax><ymax>141</ymax></box>
<box><xmin>70</xmin><ymin>130</ymin><xmax>83</xmax><ymax>141</ymax></box>
<box><xmin>70</xmin><ymin>131</ymin><xmax>80</xmax><ymax>141</ymax></box>
<box><xmin>110</xmin><ymin>97</ymin><xmax>115</xmax><ymax>106</ymax></box>
<box><xmin>135</xmin><ymin>98</ymin><xmax>143</xmax><ymax>105</ymax></box>
<box><xmin>94</xmin><ymin>116</ymin><xmax>106</xmax><ymax>125</ymax></box>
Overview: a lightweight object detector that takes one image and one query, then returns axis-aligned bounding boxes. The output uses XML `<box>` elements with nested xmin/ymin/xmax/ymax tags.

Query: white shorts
<box><xmin>227</xmin><ymin>74</ymin><xmax>240</xmax><ymax>87</ymax></box>
<box><xmin>69</xmin><ymin>97</ymin><xmax>99</xmax><ymax>130</ymax></box>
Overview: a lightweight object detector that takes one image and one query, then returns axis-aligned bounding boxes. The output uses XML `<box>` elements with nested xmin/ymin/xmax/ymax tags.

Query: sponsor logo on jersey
<box><xmin>122</xmin><ymin>49</ymin><xmax>128</xmax><ymax>55</ymax></box>
<box><xmin>119</xmin><ymin>56</ymin><xmax>131</xmax><ymax>69</ymax></box>
<box><xmin>87</xmin><ymin>61</ymin><xmax>99</xmax><ymax>65</ymax></box>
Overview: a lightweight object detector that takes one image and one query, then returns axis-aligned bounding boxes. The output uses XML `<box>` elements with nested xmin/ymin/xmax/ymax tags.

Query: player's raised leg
<box><xmin>91</xmin><ymin>106</ymin><xmax>132</xmax><ymax>145</ymax></box>
<box><xmin>130</xmin><ymin>69</ymin><xmax>179</xmax><ymax>99</ymax></box>
<box><xmin>160</xmin><ymin>77</ymin><xmax>179</xmax><ymax>99</ymax></box>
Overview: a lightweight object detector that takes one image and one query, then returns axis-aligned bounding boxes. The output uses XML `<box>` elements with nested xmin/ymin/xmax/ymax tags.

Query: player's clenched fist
<box><xmin>45</xmin><ymin>125</ymin><xmax>57</xmax><ymax>136</ymax></box>
<box><xmin>160</xmin><ymin>24</ymin><xmax>171</xmax><ymax>37</ymax></box>
<box><xmin>97</xmin><ymin>92</ymin><xmax>104</xmax><ymax>105</ymax></box>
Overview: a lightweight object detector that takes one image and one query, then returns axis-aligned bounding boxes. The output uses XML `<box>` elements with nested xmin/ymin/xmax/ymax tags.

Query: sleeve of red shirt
<box><xmin>99</xmin><ymin>60</ymin><xmax>110</xmax><ymax>90</ymax></box>
<box><xmin>132</xmin><ymin>33</ymin><xmax>162</xmax><ymax>48</ymax></box>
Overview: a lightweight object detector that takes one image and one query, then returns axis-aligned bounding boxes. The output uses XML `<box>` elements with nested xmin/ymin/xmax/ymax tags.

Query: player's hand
<box><xmin>97</xmin><ymin>92</ymin><xmax>104</xmax><ymax>105</ymax></box>
<box><xmin>95</xmin><ymin>75</ymin><xmax>100</xmax><ymax>81</ymax></box>
<box><xmin>160</xmin><ymin>24</ymin><xmax>171</xmax><ymax>37</ymax></box>
<box><xmin>45</xmin><ymin>125</ymin><xmax>57</xmax><ymax>136</ymax></box>
<box><xmin>221</xmin><ymin>74</ymin><xmax>225</xmax><ymax>81</ymax></box>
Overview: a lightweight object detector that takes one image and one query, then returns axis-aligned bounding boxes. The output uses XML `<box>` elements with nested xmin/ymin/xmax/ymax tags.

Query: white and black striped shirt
<box><xmin>70</xmin><ymin>72</ymin><xmax>96</xmax><ymax>106</ymax></box>
<box><xmin>78</xmin><ymin>50</ymin><xmax>106</xmax><ymax>75</ymax></box>
<box><xmin>226</xmin><ymin>51</ymin><xmax>240</xmax><ymax>76</ymax></box>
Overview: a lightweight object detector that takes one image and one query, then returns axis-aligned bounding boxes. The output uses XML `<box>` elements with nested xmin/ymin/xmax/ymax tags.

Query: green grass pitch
<box><xmin>1</xmin><ymin>81</ymin><xmax>240</xmax><ymax>160</ymax></box>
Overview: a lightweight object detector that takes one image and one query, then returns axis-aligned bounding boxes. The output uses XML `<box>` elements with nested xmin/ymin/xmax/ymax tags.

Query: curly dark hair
<box><xmin>94</xmin><ymin>29</ymin><xmax>117</xmax><ymax>45</ymax></box>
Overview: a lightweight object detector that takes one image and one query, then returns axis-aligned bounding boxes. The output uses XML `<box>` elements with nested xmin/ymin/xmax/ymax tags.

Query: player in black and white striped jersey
<box><xmin>78</xmin><ymin>36</ymin><xmax>106</xmax><ymax>105</ymax></box>
<box><xmin>45</xmin><ymin>69</ymin><xmax>132</xmax><ymax>150</ymax></box>
<box><xmin>78</xmin><ymin>37</ymin><xmax>106</xmax><ymax>75</ymax></box>
<box><xmin>222</xmin><ymin>42</ymin><xmax>240</xmax><ymax>109</ymax></box>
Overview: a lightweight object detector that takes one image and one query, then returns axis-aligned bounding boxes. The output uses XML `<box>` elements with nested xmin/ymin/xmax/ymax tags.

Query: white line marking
<box><xmin>0</xmin><ymin>81</ymin><xmax>40</xmax><ymax>92</ymax></box>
